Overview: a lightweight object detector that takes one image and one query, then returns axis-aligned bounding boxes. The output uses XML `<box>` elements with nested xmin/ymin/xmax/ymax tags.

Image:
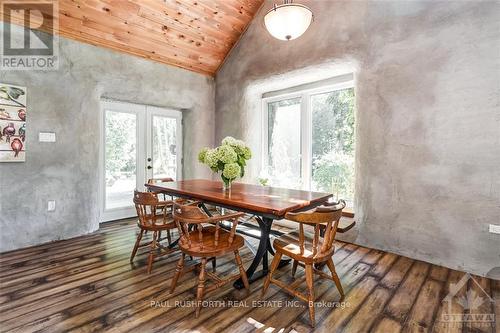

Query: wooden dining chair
<box><xmin>170</xmin><ymin>201</ymin><xmax>250</xmax><ymax>317</ymax></box>
<box><xmin>147</xmin><ymin>177</ymin><xmax>174</xmax><ymax>198</ymax></box>
<box><xmin>147</xmin><ymin>177</ymin><xmax>175</xmax><ymax>243</ymax></box>
<box><xmin>131</xmin><ymin>190</ymin><xmax>177</xmax><ymax>274</ymax></box>
<box><xmin>147</xmin><ymin>177</ymin><xmax>174</xmax><ymax>183</ymax></box>
<box><xmin>262</xmin><ymin>200</ymin><xmax>346</xmax><ymax>327</ymax></box>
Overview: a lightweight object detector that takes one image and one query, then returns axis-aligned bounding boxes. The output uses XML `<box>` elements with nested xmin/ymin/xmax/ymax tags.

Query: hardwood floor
<box><xmin>0</xmin><ymin>218</ymin><xmax>498</xmax><ymax>333</ymax></box>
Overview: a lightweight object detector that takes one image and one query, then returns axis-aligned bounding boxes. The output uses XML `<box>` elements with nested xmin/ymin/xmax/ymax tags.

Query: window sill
<box><xmin>339</xmin><ymin>214</ymin><xmax>356</xmax><ymax>233</ymax></box>
<box><xmin>342</xmin><ymin>209</ymin><xmax>355</xmax><ymax>218</ymax></box>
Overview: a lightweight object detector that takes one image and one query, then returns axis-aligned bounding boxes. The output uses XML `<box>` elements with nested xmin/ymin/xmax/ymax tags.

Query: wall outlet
<box><xmin>489</xmin><ymin>224</ymin><xmax>500</xmax><ymax>234</ymax></box>
<box><xmin>47</xmin><ymin>200</ymin><xmax>56</xmax><ymax>212</ymax></box>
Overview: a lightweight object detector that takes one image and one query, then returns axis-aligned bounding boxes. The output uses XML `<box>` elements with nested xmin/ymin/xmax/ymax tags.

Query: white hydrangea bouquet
<box><xmin>198</xmin><ymin>136</ymin><xmax>252</xmax><ymax>190</ymax></box>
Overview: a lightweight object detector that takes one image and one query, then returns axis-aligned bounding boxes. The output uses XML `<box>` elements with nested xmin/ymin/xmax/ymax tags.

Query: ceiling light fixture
<box><xmin>264</xmin><ymin>0</ymin><xmax>313</xmax><ymax>41</ymax></box>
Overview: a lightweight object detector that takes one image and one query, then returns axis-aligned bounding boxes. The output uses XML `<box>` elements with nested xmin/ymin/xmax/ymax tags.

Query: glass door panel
<box><xmin>104</xmin><ymin>110</ymin><xmax>138</xmax><ymax>210</ymax></box>
<box><xmin>100</xmin><ymin>101</ymin><xmax>145</xmax><ymax>222</ymax></box>
<box><xmin>266</xmin><ymin>97</ymin><xmax>302</xmax><ymax>189</ymax></box>
<box><xmin>146</xmin><ymin>106</ymin><xmax>182</xmax><ymax>182</ymax></box>
<box><xmin>151</xmin><ymin>115</ymin><xmax>178</xmax><ymax>179</ymax></box>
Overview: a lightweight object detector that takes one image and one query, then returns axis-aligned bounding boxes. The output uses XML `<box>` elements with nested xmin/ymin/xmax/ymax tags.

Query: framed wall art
<box><xmin>0</xmin><ymin>83</ymin><xmax>27</xmax><ymax>162</ymax></box>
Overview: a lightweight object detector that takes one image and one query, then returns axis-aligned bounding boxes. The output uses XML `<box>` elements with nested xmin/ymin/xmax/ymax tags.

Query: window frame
<box><xmin>262</xmin><ymin>79</ymin><xmax>355</xmax><ymax>193</ymax></box>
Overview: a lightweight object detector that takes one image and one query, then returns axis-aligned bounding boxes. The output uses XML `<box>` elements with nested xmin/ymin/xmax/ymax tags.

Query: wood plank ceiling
<box><xmin>1</xmin><ymin>0</ymin><xmax>264</xmax><ymax>76</ymax></box>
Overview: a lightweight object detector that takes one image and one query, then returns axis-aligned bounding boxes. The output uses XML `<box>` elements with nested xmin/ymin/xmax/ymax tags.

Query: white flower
<box><xmin>198</xmin><ymin>147</ymin><xmax>209</xmax><ymax>163</ymax></box>
<box><xmin>217</xmin><ymin>145</ymin><xmax>237</xmax><ymax>164</ymax></box>
<box><xmin>222</xmin><ymin>136</ymin><xmax>245</xmax><ymax>149</ymax></box>
<box><xmin>223</xmin><ymin>163</ymin><xmax>241</xmax><ymax>180</ymax></box>
<box><xmin>198</xmin><ymin>137</ymin><xmax>252</xmax><ymax>176</ymax></box>
<box><xmin>242</xmin><ymin>146</ymin><xmax>252</xmax><ymax>160</ymax></box>
<box><xmin>203</xmin><ymin>148</ymin><xmax>219</xmax><ymax>168</ymax></box>
<box><xmin>222</xmin><ymin>136</ymin><xmax>237</xmax><ymax>146</ymax></box>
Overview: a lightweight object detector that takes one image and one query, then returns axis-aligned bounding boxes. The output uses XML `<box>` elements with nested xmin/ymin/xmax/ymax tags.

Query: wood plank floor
<box><xmin>0</xmin><ymin>218</ymin><xmax>498</xmax><ymax>333</ymax></box>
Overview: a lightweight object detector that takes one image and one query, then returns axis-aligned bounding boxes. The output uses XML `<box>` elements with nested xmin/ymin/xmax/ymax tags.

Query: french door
<box><xmin>99</xmin><ymin>100</ymin><xmax>182</xmax><ymax>222</ymax></box>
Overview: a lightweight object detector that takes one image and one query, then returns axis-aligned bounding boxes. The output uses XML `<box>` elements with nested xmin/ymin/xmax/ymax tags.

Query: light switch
<box><xmin>47</xmin><ymin>200</ymin><xmax>56</xmax><ymax>212</ymax></box>
<box><xmin>39</xmin><ymin>132</ymin><xmax>56</xmax><ymax>142</ymax></box>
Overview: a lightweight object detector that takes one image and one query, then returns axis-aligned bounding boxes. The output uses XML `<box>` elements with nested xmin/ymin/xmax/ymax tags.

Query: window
<box><xmin>267</xmin><ymin>97</ymin><xmax>302</xmax><ymax>189</ymax></box>
<box><xmin>262</xmin><ymin>77</ymin><xmax>355</xmax><ymax>206</ymax></box>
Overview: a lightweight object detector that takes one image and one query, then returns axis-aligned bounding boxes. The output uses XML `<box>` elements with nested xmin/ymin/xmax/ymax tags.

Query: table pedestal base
<box><xmin>198</xmin><ymin>203</ymin><xmax>291</xmax><ymax>290</ymax></box>
<box><xmin>234</xmin><ymin>216</ymin><xmax>290</xmax><ymax>289</ymax></box>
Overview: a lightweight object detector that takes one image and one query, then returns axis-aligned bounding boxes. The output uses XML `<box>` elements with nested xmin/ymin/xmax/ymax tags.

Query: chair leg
<box><xmin>195</xmin><ymin>257</ymin><xmax>207</xmax><ymax>318</ymax></box>
<box><xmin>234</xmin><ymin>250</ymin><xmax>249</xmax><ymax>292</ymax></box>
<box><xmin>170</xmin><ymin>253</ymin><xmax>185</xmax><ymax>293</ymax></box>
<box><xmin>147</xmin><ymin>231</ymin><xmax>158</xmax><ymax>274</ymax></box>
<box><xmin>166</xmin><ymin>229</ymin><xmax>172</xmax><ymax>246</ymax></box>
<box><xmin>291</xmin><ymin>259</ymin><xmax>298</xmax><ymax>277</ymax></box>
<box><xmin>130</xmin><ymin>229</ymin><xmax>144</xmax><ymax>263</ymax></box>
<box><xmin>305</xmin><ymin>264</ymin><xmax>316</xmax><ymax>327</ymax></box>
<box><xmin>262</xmin><ymin>252</ymin><xmax>282</xmax><ymax>297</ymax></box>
<box><xmin>211</xmin><ymin>257</ymin><xmax>217</xmax><ymax>273</ymax></box>
<box><xmin>326</xmin><ymin>258</ymin><xmax>344</xmax><ymax>299</ymax></box>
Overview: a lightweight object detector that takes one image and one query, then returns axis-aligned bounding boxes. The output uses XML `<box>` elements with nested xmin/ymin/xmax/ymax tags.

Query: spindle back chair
<box><xmin>262</xmin><ymin>200</ymin><xmax>346</xmax><ymax>327</ymax></box>
<box><xmin>147</xmin><ymin>177</ymin><xmax>176</xmax><ymax>243</ymax></box>
<box><xmin>147</xmin><ymin>177</ymin><xmax>174</xmax><ymax>199</ymax></box>
<box><xmin>131</xmin><ymin>190</ymin><xmax>176</xmax><ymax>273</ymax></box>
<box><xmin>170</xmin><ymin>201</ymin><xmax>250</xmax><ymax>317</ymax></box>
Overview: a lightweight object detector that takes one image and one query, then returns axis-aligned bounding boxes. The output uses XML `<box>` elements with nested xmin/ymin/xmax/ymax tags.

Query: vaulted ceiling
<box><xmin>2</xmin><ymin>0</ymin><xmax>264</xmax><ymax>76</ymax></box>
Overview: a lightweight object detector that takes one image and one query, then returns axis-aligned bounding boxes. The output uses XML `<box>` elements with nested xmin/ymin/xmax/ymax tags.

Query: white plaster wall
<box><xmin>0</xmin><ymin>24</ymin><xmax>215</xmax><ymax>252</ymax></box>
<box><xmin>215</xmin><ymin>1</ymin><xmax>500</xmax><ymax>277</ymax></box>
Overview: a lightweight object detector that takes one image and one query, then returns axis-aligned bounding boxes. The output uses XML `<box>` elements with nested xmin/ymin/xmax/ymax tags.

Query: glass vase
<box><xmin>222</xmin><ymin>178</ymin><xmax>232</xmax><ymax>191</ymax></box>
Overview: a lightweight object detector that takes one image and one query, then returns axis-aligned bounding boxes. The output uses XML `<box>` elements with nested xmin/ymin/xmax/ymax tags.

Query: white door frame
<box><xmin>99</xmin><ymin>100</ymin><xmax>182</xmax><ymax>222</ymax></box>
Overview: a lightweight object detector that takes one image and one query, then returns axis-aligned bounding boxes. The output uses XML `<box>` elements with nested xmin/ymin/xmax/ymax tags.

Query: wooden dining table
<box><xmin>145</xmin><ymin>179</ymin><xmax>332</xmax><ymax>289</ymax></box>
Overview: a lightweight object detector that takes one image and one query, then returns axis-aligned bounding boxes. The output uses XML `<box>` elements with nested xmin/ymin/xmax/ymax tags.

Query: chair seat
<box><xmin>179</xmin><ymin>226</ymin><xmax>244</xmax><ymax>257</ymax></box>
<box><xmin>137</xmin><ymin>213</ymin><xmax>176</xmax><ymax>231</ymax></box>
<box><xmin>273</xmin><ymin>230</ymin><xmax>335</xmax><ymax>263</ymax></box>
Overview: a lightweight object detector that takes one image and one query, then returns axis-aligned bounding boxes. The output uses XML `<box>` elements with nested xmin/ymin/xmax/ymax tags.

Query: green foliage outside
<box><xmin>105</xmin><ymin>112</ymin><xmax>136</xmax><ymax>185</ymax></box>
<box><xmin>311</xmin><ymin>88</ymin><xmax>355</xmax><ymax>204</ymax></box>
<box><xmin>152</xmin><ymin>117</ymin><xmax>177</xmax><ymax>178</ymax></box>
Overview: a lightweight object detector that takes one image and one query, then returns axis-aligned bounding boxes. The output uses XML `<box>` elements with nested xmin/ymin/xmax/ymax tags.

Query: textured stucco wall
<box><xmin>215</xmin><ymin>1</ymin><xmax>500</xmax><ymax>277</ymax></box>
<box><xmin>0</xmin><ymin>24</ymin><xmax>215</xmax><ymax>252</ymax></box>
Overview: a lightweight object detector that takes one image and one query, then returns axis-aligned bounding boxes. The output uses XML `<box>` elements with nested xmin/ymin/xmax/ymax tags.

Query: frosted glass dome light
<box><xmin>264</xmin><ymin>1</ymin><xmax>313</xmax><ymax>41</ymax></box>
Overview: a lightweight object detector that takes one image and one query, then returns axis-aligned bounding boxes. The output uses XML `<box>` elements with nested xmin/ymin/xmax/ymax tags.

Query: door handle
<box><xmin>147</xmin><ymin>166</ymin><xmax>152</xmax><ymax>170</ymax></box>
<box><xmin>147</xmin><ymin>158</ymin><xmax>152</xmax><ymax>162</ymax></box>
